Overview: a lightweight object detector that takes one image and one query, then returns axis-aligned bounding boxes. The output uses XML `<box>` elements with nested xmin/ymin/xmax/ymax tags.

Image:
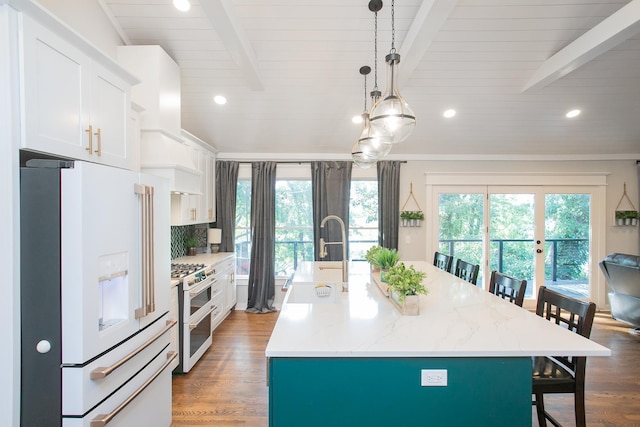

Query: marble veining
<box><xmin>265</xmin><ymin>261</ymin><xmax>611</xmax><ymax>358</ymax></box>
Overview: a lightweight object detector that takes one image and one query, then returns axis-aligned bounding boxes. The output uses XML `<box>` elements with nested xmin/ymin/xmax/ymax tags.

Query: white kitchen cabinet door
<box><xmin>21</xmin><ymin>15</ymin><xmax>134</xmax><ymax>170</ymax></box>
<box><xmin>88</xmin><ymin>62</ymin><xmax>131</xmax><ymax>168</ymax></box>
<box><xmin>171</xmin><ymin>193</ymin><xmax>200</xmax><ymax>225</ymax></box>
<box><xmin>22</xmin><ymin>15</ymin><xmax>90</xmax><ymax>161</ymax></box>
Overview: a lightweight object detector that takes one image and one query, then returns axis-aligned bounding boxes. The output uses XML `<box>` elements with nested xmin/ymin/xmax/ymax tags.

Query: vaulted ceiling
<box><xmin>101</xmin><ymin>0</ymin><xmax>640</xmax><ymax>157</ymax></box>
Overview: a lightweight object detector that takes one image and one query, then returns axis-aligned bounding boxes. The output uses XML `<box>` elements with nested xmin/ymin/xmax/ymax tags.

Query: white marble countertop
<box><xmin>172</xmin><ymin>251</ymin><xmax>234</xmax><ymax>265</ymax></box>
<box><xmin>265</xmin><ymin>261</ymin><xmax>611</xmax><ymax>358</ymax></box>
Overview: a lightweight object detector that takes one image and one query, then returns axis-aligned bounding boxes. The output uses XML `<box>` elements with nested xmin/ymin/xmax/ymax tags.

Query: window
<box><xmin>349</xmin><ymin>180</ymin><xmax>378</xmax><ymax>260</ymax></box>
<box><xmin>235</xmin><ymin>179</ymin><xmax>251</xmax><ymax>275</ymax></box>
<box><xmin>234</xmin><ymin>173</ymin><xmax>379</xmax><ymax>277</ymax></box>
<box><xmin>235</xmin><ymin>179</ymin><xmax>314</xmax><ymax>277</ymax></box>
<box><xmin>274</xmin><ymin>180</ymin><xmax>313</xmax><ymax>276</ymax></box>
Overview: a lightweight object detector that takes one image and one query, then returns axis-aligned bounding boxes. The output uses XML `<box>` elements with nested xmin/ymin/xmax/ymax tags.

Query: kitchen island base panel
<box><xmin>269</xmin><ymin>357</ymin><xmax>531</xmax><ymax>427</ymax></box>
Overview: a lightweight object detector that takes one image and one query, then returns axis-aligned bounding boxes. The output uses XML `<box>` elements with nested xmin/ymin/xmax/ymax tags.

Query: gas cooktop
<box><xmin>170</xmin><ymin>263</ymin><xmax>206</xmax><ymax>279</ymax></box>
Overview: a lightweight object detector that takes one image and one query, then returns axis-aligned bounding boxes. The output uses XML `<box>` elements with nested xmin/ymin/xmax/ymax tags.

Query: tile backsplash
<box><xmin>170</xmin><ymin>224</ymin><xmax>210</xmax><ymax>259</ymax></box>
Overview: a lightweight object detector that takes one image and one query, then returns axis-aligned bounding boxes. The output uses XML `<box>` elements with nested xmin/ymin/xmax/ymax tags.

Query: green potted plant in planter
<box><xmin>410</xmin><ymin>211</ymin><xmax>425</xmax><ymax>226</ymax></box>
<box><xmin>375</xmin><ymin>248</ymin><xmax>399</xmax><ymax>282</ymax></box>
<box><xmin>365</xmin><ymin>245</ymin><xmax>383</xmax><ymax>271</ymax></box>
<box><xmin>615</xmin><ymin>210</ymin><xmax>639</xmax><ymax>226</ymax></box>
<box><xmin>400</xmin><ymin>211</ymin><xmax>412</xmax><ymax>227</ymax></box>
<box><xmin>385</xmin><ymin>262</ymin><xmax>428</xmax><ymax>315</ymax></box>
<box><xmin>185</xmin><ymin>235</ymin><xmax>199</xmax><ymax>256</ymax></box>
<box><xmin>401</xmin><ymin>211</ymin><xmax>425</xmax><ymax>226</ymax></box>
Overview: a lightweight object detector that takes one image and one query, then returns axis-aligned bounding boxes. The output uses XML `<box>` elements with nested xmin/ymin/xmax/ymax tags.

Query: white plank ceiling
<box><xmin>102</xmin><ymin>0</ymin><xmax>640</xmax><ymax>157</ymax></box>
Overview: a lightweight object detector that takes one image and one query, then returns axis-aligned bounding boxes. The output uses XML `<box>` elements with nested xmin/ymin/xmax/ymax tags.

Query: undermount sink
<box><xmin>291</xmin><ymin>261</ymin><xmax>345</xmax><ymax>284</ymax></box>
<box><xmin>285</xmin><ymin>283</ymin><xmax>341</xmax><ymax>304</ymax></box>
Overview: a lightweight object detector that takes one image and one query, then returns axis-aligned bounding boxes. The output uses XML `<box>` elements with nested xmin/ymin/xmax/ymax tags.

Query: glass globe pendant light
<box><xmin>352</xmin><ymin>66</ymin><xmax>380</xmax><ymax>166</ymax></box>
<box><xmin>358</xmin><ymin>2</ymin><xmax>393</xmax><ymax>158</ymax></box>
<box><xmin>369</xmin><ymin>0</ymin><xmax>416</xmax><ymax>144</ymax></box>
<box><xmin>352</xmin><ymin>141</ymin><xmax>376</xmax><ymax>169</ymax></box>
<box><xmin>355</xmin><ymin>66</ymin><xmax>391</xmax><ymax>161</ymax></box>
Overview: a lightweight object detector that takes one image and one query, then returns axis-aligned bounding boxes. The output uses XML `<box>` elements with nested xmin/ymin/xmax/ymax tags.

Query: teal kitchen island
<box><xmin>265</xmin><ymin>261</ymin><xmax>610</xmax><ymax>427</ymax></box>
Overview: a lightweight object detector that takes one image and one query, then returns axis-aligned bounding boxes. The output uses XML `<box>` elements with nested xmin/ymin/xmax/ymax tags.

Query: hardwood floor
<box><xmin>171</xmin><ymin>310</ymin><xmax>640</xmax><ymax>427</ymax></box>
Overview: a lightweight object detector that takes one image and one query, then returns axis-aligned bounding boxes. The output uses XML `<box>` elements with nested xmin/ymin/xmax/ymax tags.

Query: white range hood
<box><xmin>139</xmin><ymin>130</ymin><xmax>201</xmax><ymax>194</ymax></box>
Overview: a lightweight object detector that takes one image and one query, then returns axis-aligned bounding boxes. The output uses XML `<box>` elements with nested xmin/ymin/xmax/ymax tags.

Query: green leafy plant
<box><xmin>385</xmin><ymin>262</ymin><xmax>428</xmax><ymax>303</ymax></box>
<box><xmin>375</xmin><ymin>247</ymin><xmax>400</xmax><ymax>270</ymax></box>
<box><xmin>365</xmin><ymin>245</ymin><xmax>383</xmax><ymax>267</ymax></box>
<box><xmin>400</xmin><ymin>211</ymin><xmax>424</xmax><ymax>220</ymax></box>
<box><xmin>615</xmin><ymin>210</ymin><xmax>638</xmax><ymax>219</ymax></box>
<box><xmin>411</xmin><ymin>211</ymin><xmax>425</xmax><ymax>220</ymax></box>
<box><xmin>185</xmin><ymin>235</ymin><xmax>199</xmax><ymax>249</ymax></box>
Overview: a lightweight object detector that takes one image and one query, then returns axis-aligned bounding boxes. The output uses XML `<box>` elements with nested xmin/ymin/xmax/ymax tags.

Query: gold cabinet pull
<box><xmin>85</xmin><ymin>125</ymin><xmax>93</xmax><ymax>154</ymax></box>
<box><xmin>94</xmin><ymin>127</ymin><xmax>102</xmax><ymax>156</ymax></box>
<box><xmin>90</xmin><ymin>319</ymin><xmax>176</xmax><ymax>380</ymax></box>
<box><xmin>90</xmin><ymin>350</ymin><xmax>177</xmax><ymax>427</ymax></box>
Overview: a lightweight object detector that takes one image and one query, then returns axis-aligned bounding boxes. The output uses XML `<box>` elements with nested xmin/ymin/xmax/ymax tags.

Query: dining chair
<box><xmin>488</xmin><ymin>270</ymin><xmax>527</xmax><ymax>307</ymax></box>
<box><xmin>532</xmin><ymin>286</ymin><xmax>596</xmax><ymax>427</ymax></box>
<box><xmin>452</xmin><ymin>259</ymin><xmax>479</xmax><ymax>285</ymax></box>
<box><xmin>433</xmin><ymin>251</ymin><xmax>453</xmax><ymax>272</ymax></box>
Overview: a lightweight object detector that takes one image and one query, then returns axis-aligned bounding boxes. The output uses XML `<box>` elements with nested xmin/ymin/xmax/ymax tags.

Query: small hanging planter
<box><xmin>614</xmin><ymin>183</ymin><xmax>639</xmax><ymax>227</ymax></box>
<box><xmin>400</xmin><ymin>182</ymin><xmax>424</xmax><ymax>227</ymax></box>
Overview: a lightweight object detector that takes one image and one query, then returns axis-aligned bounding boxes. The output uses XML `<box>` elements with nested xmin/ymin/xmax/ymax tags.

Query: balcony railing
<box><xmin>440</xmin><ymin>237</ymin><xmax>590</xmax><ymax>298</ymax></box>
<box><xmin>235</xmin><ymin>238</ymin><xmax>377</xmax><ymax>276</ymax></box>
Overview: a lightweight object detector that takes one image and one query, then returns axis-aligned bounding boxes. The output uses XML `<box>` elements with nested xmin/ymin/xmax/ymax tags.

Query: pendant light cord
<box><xmin>363</xmin><ymin>73</ymin><xmax>368</xmax><ymax>113</ymax></box>
<box><xmin>374</xmin><ymin>11</ymin><xmax>379</xmax><ymax>92</ymax></box>
<box><xmin>390</xmin><ymin>0</ymin><xmax>396</xmax><ymax>53</ymax></box>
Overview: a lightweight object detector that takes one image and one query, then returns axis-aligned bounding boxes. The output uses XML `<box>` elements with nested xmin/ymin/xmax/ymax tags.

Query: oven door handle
<box><xmin>90</xmin><ymin>350</ymin><xmax>177</xmax><ymax>427</ymax></box>
<box><xmin>90</xmin><ymin>319</ymin><xmax>176</xmax><ymax>380</ymax></box>
<box><xmin>189</xmin><ymin>277</ymin><xmax>216</xmax><ymax>298</ymax></box>
<box><xmin>189</xmin><ymin>304</ymin><xmax>215</xmax><ymax>330</ymax></box>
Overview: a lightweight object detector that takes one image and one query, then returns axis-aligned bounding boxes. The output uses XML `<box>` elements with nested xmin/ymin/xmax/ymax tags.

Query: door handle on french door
<box><xmin>536</xmin><ymin>249</ymin><xmax>543</xmax><ymax>253</ymax></box>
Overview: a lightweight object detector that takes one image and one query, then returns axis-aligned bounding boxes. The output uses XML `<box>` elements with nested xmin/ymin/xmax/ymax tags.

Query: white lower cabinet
<box><xmin>210</xmin><ymin>255</ymin><xmax>236</xmax><ymax>332</ymax></box>
<box><xmin>169</xmin><ymin>284</ymin><xmax>180</xmax><ymax>371</ymax></box>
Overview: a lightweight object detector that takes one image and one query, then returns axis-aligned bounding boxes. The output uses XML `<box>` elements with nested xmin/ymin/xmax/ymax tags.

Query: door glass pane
<box><xmin>438</xmin><ymin>193</ymin><xmax>484</xmax><ymax>287</ymax></box>
<box><xmin>489</xmin><ymin>194</ymin><xmax>535</xmax><ymax>297</ymax></box>
<box><xmin>544</xmin><ymin>194</ymin><xmax>590</xmax><ymax>298</ymax></box>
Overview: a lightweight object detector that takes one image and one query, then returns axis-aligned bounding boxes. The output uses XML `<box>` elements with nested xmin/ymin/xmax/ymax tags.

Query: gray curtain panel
<box><xmin>377</xmin><ymin>161</ymin><xmax>402</xmax><ymax>249</ymax></box>
<box><xmin>311</xmin><ymin>161</ymin><xmax>353</xmax><ymax>261</ymax></box>
<box><xmin>215</xmin><ymin>160</ymin><xmax>239</xmax><ymax>252</ymax></box>
<box><xmin>246</xmin><ymin>161</ymin><xmax>277</xmax><ymax>313</ymax></box>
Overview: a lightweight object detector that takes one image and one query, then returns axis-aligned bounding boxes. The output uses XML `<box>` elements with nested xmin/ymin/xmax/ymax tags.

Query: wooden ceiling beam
<box><xmin>200</xmin><ymin>0</ymin><xmax>264</xmax><ymax>91</ymax></box>
<box><xmin>397</xmin><ymin>0</ymin><xmax>459</xmax><ymax>88</ymax></box>
<box><xmin>522</xmin><ymin>0</ymin><xmax>640</xmax><ymax>92</ymax></box>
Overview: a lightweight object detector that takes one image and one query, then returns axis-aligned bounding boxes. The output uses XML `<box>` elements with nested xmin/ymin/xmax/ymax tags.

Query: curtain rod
<box><xmin>228</xmin><ymin>160</ymin><xmax>407</xmax><ymax>165</ymax></box>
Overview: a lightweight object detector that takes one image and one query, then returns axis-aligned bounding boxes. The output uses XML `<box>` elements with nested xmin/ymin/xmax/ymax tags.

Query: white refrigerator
<box><xmin>20</xmin><ymin>159</ymin><xmax>174</xmax><ymax>426</ymax></box>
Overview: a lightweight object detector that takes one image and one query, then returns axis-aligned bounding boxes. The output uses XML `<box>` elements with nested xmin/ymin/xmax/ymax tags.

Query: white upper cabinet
<box><xmin>21</xmin><ymin>14</ymin><xmax>137</xmax><ymax>170</ymax></box>
<box><xmin>170</xmin><ymin>130</ymin><xmax>216</xmax><ymax>226</ymax></box>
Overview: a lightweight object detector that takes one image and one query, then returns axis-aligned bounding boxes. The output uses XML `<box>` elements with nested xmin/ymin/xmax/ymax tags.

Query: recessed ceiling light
<box><xmin>214</xmin><ymin>95</ymin><xmax>227</xmax><ymax>105</ymax></box>
<box><xmin>443</xmin><ymin>109</ymin><xmax>456</xmax><ymax>118</ymax></box>
<box><xmin>173</xmin><ymin>0</ymin><xmax>191</xmax><ymax>12</ymax></box>
<box><xmin>566</xmin><ymin>109</ymin><xmax>581</xmax><ymax>118</ymax></box>
<box><xmin>352</xmin><ymin>115</ymin><xmax>363</xmax><ymax>124</ymax></box>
